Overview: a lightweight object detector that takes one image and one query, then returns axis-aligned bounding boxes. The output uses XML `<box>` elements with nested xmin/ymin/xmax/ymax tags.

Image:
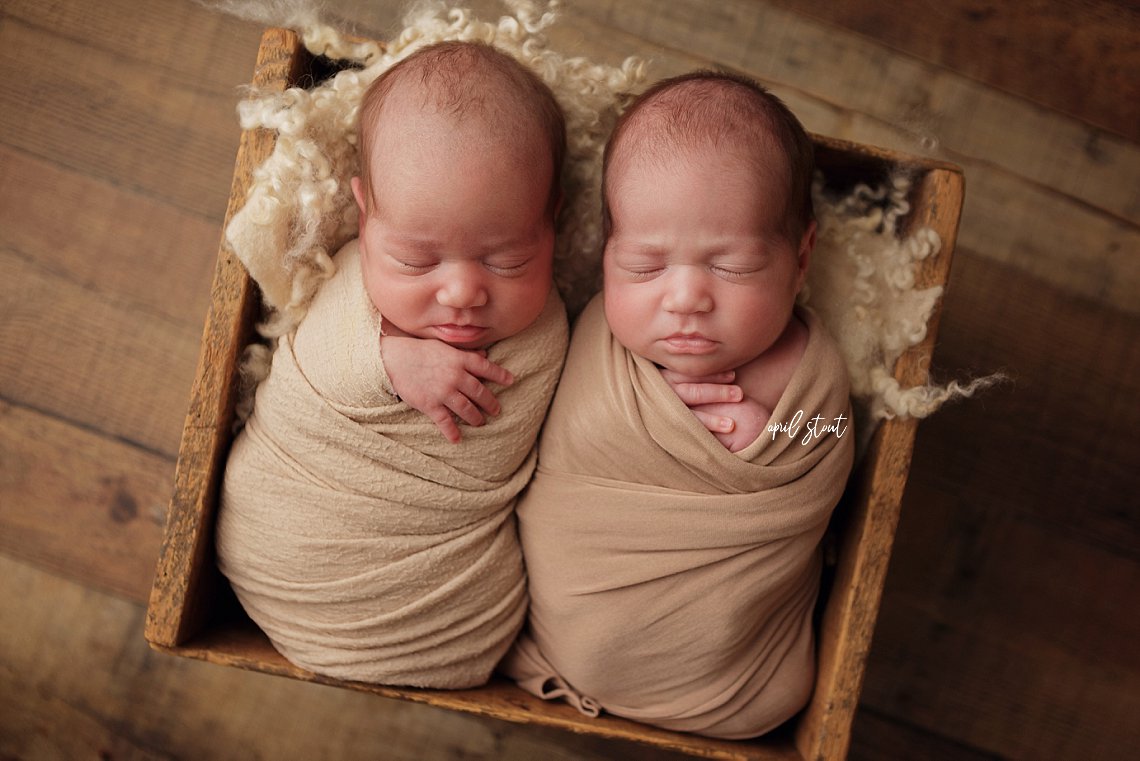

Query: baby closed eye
<box><xmin>621</xmin><ymin>266</ymin><xmax>665</xmax><ymax>280</ymax></box>
<box><xmin>388</xmin><ymin>251</ymin><xmax>438</xmax><ymax>273</ymax></box>
<box><xmin>617</xmin><ymin>263</ymin><xmax>758</xmax><ymax>281</ymax></box>
<box><xmin>482</xmin><ymin>257</ymin><xmax>531</xmax><ymax>277</ymax></box>
<box><xmin>710</xmin><ymin>265</ymin><xmax>758</xmax><ymax>279</ymax></box>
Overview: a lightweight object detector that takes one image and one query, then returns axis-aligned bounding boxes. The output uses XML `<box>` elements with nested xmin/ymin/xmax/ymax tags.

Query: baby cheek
<box><xmin>359</xmin><ymin>258</ymin><xmax>384</xmax><ymax>311</ymax></box>
<box><xmin>603</xmin><ymin>286</ymin><xmax>647</xmax><ymax>345</ymax></box>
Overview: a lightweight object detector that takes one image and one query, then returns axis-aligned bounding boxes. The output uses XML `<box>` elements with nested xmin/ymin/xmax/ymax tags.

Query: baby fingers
<box><xmin>672</xmin><ymin>382</ymin><xmax>744</xmax><ymax>406</ymax></box>
<box><xmin>660</xmin><ymin>368</ymin><xmax>736</xmax><ymax>385</ymax></box>
<box><xmin>427</xmin><ymin>407</ymin><xmax>463</xmax><ymax>444</ymax></box>
<box><xmin>447</xmin><ymin>388</ymin><xmax>488</xmax><ymax>427</ymax></box>
<box><xmin>464</xmin><ymin>353</ymin><xmax>514</xmax><ymax>387</ymax></box>
<box><xmin>692</xmin><ymin>409</ymin><xmax>736</xmax><ymax>434</ymax></box>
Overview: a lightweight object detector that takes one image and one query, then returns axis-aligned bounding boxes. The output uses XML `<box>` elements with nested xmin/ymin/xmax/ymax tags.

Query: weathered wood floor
<box><xmin>1</xmin><ymin>1</ymin><xmax>1137</xmax><ymax>759</ymax></box>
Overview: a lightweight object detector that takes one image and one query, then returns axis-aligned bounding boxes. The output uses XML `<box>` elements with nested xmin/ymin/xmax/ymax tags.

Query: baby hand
<box><xmin>660</xmin><ymin>369</ymin><xmax>743</xmax><ymax>409</ymax></box>
<box><xmin>380</xmin><ymin>336</ymin><xmax>514</xmax><ymax>443</ymax></box>
<box><xmin>660</xmin><ymin>368</ymin><xmax>766</xmax><ymax>452</ymax></box>
<box><xmin>692</xmin><ymin>398</ymin><xmax>771</xmax><ymax>453</ymax></box>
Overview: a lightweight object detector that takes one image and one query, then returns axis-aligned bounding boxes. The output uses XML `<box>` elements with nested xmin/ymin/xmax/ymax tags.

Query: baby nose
<box><xmin>662</xmin><ymin>268</ymin><xmax>713</xmax><ymax>314</ymax></box>
<box><xmin>436</xmin><ymin>269</ymin><xmax>489</xmax><ymax>309</ymax></box>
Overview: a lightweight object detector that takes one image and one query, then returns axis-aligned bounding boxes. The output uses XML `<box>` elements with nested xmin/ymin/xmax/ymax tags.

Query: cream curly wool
<box><xmin>803</xmin><ymin>172</ymin><xmax>998</xmax><ymax>452</ymax></box>
<box><xmin>220</xmin><ymin>0</ymin><xmax>990</xmax><ymax>438</ymax></box>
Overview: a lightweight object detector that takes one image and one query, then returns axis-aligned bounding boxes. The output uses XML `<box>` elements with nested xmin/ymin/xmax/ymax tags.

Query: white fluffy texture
<box><xmin>803</xmin><ymin>173</ymin><xmax>998</xmax><ymax>450</ymax></box>
<box><xmin>221</xmin><ymin>0</ymin><xmax>990</xmax><ymax>437</ymax></box>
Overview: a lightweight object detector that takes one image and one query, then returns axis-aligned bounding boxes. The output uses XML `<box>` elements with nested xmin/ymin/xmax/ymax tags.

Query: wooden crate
<box><xmin>145</xmin><ymin>27</ymin><xmax>964</xmax><ymax>761</ymax></box>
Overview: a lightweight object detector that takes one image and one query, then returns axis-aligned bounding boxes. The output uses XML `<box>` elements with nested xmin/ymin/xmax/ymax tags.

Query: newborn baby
<box><xmin>503</xmin><ymin>71</ymin><xmax>855</xmax><ymax>737</ymax></box>
<box><xmin>216</xmin><ymin>41</ymin><xmax>569</xmax><ymax>689</ymax></box>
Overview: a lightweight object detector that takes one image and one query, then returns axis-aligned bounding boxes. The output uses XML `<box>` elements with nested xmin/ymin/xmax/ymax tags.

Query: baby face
<box><xmin>352</xmin><ymin>116</ymin><xmax>555</xmax><ymax>350</ymax></box>
<box><xmin>603</xmin><ymin>146</ymin><xmax>811</xmax><ymax>377</ymax></box>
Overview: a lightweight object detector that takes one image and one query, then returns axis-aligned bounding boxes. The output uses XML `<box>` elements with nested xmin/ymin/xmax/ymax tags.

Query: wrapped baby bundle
<box><xmin>502</xmin><ymin>295</ymin><xmax>855</xmax><ymax>738</ymax></box>
<box><xmin>217</xmin><ymin>240</ymin><xmax>569</xmax><ymax>688</ymax></box>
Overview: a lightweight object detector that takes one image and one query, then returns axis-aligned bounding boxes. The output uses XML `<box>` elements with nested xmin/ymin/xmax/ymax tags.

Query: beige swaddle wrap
<box><xmin>216</xmin><ymin>239</ymin><xmax>569</xmax><ymax>689</ymax></box>
<box><xmin>502</xmin><ymin>294</ymin><xmax>854</xmax><ymax>738</ymax></box>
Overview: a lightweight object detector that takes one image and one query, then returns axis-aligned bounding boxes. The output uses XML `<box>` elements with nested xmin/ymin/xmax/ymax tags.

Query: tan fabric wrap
<box><xmin>217</xmin><ymin>239</ymin><xmax>569</xmax><ymax>689</ymax></box>
<box><xmin>502</xmin><ymin>294</ymin><xmax>854</xmax><ymax>738</ymax></box>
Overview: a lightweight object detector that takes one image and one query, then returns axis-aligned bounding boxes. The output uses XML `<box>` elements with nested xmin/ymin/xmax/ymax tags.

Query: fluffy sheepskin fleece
<box><xmin>218</xmin><ymin>0</ymin><xmax>994</xmax><ymax>448</ymax></box>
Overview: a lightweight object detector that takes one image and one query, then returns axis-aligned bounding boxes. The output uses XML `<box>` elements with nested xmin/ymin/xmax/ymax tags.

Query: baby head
<box><xmin>601</xmin><ymin>71</ymin><xmax>816</xmax><ymax>376</ymax></box>
<box><xmin>351</xmin><ymin>41</ymin><xmax>566</xmax><ymax>349</ymax></box>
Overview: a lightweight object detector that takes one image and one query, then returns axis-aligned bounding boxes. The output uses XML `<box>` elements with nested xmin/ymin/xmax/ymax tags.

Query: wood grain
<box><xmin>848</xmin><ymin>708</ymin><xmax>1003</xmax><ymax>761</ymax></box>
<box><xmin>1</xmin><ymin>555</ymin><xmax>685</xmax><ymax>761</ymax></box>
<box><xmin>0</xmin><ymin>146</ymin><xmax>219</xmax><ymax>329</ymax></box>
<box><xmin>163</xmin><ymin>617</ymin><xmax>799</xmax><ymax>761</ymax></box>
<box><xmin>144</xmin><ymin>26</ymin><xmax>966</xmax><ymax>760</ymax></box>
<box><xmin>794</xmin><ymin>161</ymin><xmax>964</xmax><ymax>761</ymax></box>
<box><xmin>861</xmin><ymin>250</ymin><xmax>1140</xmax><ymax>758</ymax></box>
<box><xmin>912</xmin><ymin>251</ymin><xmax>1139</xmax><ymax>555</ymax></box>
<box><xmin>0</xmin><ymin>4</ymin><xmax>260</xmax><ymax>220</ymax></box>
<box><xmin>0</xmin><ymin>245</ymin><xmax>202</xmax><ymax>455</ymax></box>
<box><xmin>145</xmin><ymin>27</ymin><xmax>305</xmax><ymax>649</ymax></box>
<box><xmin>0</xmin><ymin>400</ymin><xmax>169</xmax><ymax>602</ymax></box>
<box><xmin>2</xmin><ymin>0</ymin><xmax>1138</xmax><ymax>759</ymax></box>
<box><xmin>763</xmin><ymin>0</ymin><xmax>1140</xmax><ymax>143</ymax></box>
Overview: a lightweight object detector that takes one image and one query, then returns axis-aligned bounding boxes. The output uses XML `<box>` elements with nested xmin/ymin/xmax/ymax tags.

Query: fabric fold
<box><xmin>217</xmin><ymin>239</ymin><xmax>569</xmax><ymax>689</ymax></box>
<box><xmin>502</xmin><ymin>294</ymin><xmax>854</xmax><ymax>738</ymax></box>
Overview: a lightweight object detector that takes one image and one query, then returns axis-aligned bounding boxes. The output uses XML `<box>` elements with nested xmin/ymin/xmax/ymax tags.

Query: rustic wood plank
<box><xmin>0</xmin><ymin>145</ymin><xmax>219</xmax><ymax>329</ymax></box>
<box><xmin>145</xmin><ymin>26</ymin><xmax>304</xmax><ymax>650</ymax></box>
<box><xmin>762</xmin><ymin>0</ymin><xmax>1140</xmax><ymax>143</ymax></box>
<box><xmin>912</xmin><ymin>251</ymin><xmax>1140</xmax><ymax>555</ymax></box>
<box><xmin>848</xmin><ymin>709</ymin><xmax>1003</xmax><ymax>761</ymax></box>
<box><xmin>558</xmin><ymin>0</ymin><xmax>1139</xmax><ymax>221</ymax></box>
<box><xmin>0</xmin><ymin>400</ymin><xmax>170</xmax><ymax>602</ymax></box>
<box><xmin>7</xmin><ymin>0</ymin><xmax>261</xmax><ymax>81</ymax></box>
<box><xmin>0</xmin><ymin>246</ymin><xmax>202</xmax><ymax>457</ymax></box>
<box><xmin>865</xmin><ymin>588</ymin><xmax>1140</xmax><ymax>760</ymax></box>
<box><xmin>0</xmin><ymin>555</ymin><xmax>685</xmax><ymax>761</ymax></box>
<box><xmin>821</xmin><ymin>117</ymin><xmax>1140</xmax><ymax>315</ymax></box>
<box><xmin>889</xmin><ymin>476</ymin><xmax>1140</xmax><ymax>673</ymax></box>
<box><xmin>0</xmin><ymin>6</ymin><xmax>259</xmax><ymax>219</ymax></box>
<box><xmin>169</xmin><ymin>618</ymin><xmax>798</xmax><ymax>761</ymax></box>
<box><xmin>853</xmin><ymin>250</ymin><xmax>1140</xmax><ymax>759</ymax></box>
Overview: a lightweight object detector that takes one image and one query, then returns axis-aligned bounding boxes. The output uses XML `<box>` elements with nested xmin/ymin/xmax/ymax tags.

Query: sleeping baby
<box><xmin>216</xmin><ymin>41</ymin><xmax>569</xmax><ymax>689</ymax></box>
<box><xmin>502</xmin><ymin>72</ymin><xmax>855</xmax><ymax>737</ymax></box>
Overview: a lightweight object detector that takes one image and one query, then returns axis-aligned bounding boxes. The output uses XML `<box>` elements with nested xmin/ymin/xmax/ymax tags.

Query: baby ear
<box><xmin>795</xmin><ymin>220</ymin><xmax>817</xmax><ymax>292</ymax></box>
<box><xmin>350</xmin><ymin>176</ymin><xmax>370</xmax><ymax>238</ymax></box>
<box><xmin>350</xmin><ymin>176</ymin><xmax>367</xmax><ymax>215</ymax></box>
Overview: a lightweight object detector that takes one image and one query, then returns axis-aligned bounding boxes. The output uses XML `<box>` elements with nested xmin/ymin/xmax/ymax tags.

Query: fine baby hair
<box><xmin>602</xmin><ymin>69</ymin><xmax>815</xmax><ymax>243</ymax></box>
<box><xmin>355</xmin><ymin>39</ymin><xmax>566</xmax><ymax>218</ymax></box>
